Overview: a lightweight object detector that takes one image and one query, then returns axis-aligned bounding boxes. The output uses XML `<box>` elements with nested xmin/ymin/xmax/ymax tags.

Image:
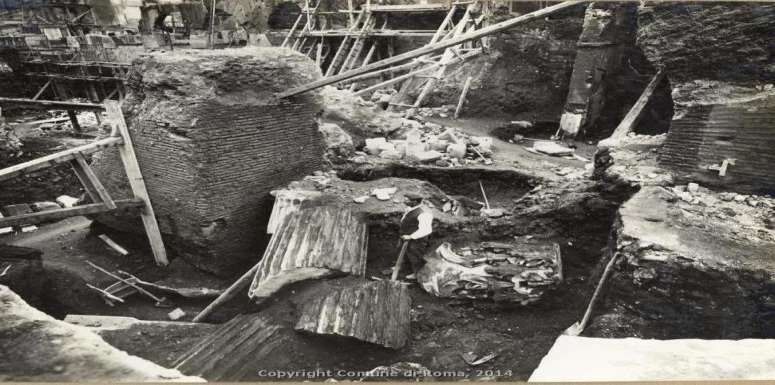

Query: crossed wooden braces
<box><xmin>0</xmin><ymin>98</ymin><xmax>168</xmax><ymax>266</ymax></box>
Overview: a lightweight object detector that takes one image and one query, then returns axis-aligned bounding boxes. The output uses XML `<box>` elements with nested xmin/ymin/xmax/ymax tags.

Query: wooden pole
<box><xmin>32</xmin><ymin>79</ymin><xmax>52</xmax><ymax>100</ymax></box>
<box><xmin>192</xmin><ymin>263</ymin><xmax>260</xmax><ymax>322</ymax></box>
<box><xmin>608</xmin><ymin>69</ymin><xmax>665</xmax><ymax>141</ymax></box>
<box><xmin>454</xmin><ymin>75</ymin><xmax>473</xmax><ymax>119</ymax></box>
<box><xmin>277</xmin><ymin>1</ymin><xmax>583</xmax><ymax>98</ymax></box>
<box><xmin>281</xmin><ymin>13</ymin><xmax>304</xmax><ymax>48</ymax></box>
<box><xmin>390</xmin><ymin>240</ymin><xmax>410</xmax><ymax>281</ymax></box>
<box><xmin>104</xmin><ymin>101</ymin><xmax>168</xmax><ymax>266</ymax></box>
<box><xmin>354</xmin><ymin>48</ymin><xmax>480</xmax><ymax>97</ymax></box>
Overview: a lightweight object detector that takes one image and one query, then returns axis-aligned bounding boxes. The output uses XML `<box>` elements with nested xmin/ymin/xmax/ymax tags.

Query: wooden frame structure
<box><xmin>0</xmin><ymin>98</ymin><xmax>169</xmax><ymax>266</ymax></box>
<box><xmin>278</xmin><ymin>1</ymin><xmax>583</xmax><ymax>99</ymax></box>
<box><xmin>279</xmin><ymin>1</ymin><xmax>584</xmax><ymax>112</ymax></box>
<box><xmin>282</xmin><ymin>0</ymin><xmax>483</xmax><ymax>103</ymax></box>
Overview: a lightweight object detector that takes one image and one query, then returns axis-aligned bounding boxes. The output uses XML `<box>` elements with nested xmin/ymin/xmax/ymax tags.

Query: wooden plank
<box><xmin>70</xmin><ymin>158</ymin><xmax>102</xmax><ymax>204</ymax></box>
<box><xmin>278</xmin><ymin>0</ymin><xmax>582</xmax><ymax>98</ymax></box>
<box><xmin>608</xmin><ymin>69</ymin><xmax>666</xmax><ymax>141</ymax></box>
<box><xmin>0</xmin><ymin>199</ymin><xmax>144</xmax><ymax>228</ymax></box>
<box><xmin>0</xmin><ymin>97</ymin><xmax>105</xmax><ymax>111</ymax></box>
<box><xmin>73</xmin><ymin>152</ymin><xmax>116</xmax><ymax>210</ymax></box>
<box><xmin>454</xmin><ymin>75</ymin><xmax>473</xmax><ymax>119</ymax></box>
<box><xmin>104</xmin><ymin>101</ymin><xmax>169</xmax><ymax>266</ymax></box>
<box><xmin>0</xmin><ymin>136</ymin><xmax>123</xmax><ymax>182</ymax></box>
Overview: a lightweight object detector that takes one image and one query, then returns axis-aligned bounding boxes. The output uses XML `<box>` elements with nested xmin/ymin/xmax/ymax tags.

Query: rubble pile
<box><xmin>417</xmin><ymin>241</ymin><xmax>562</xmax><ymax>304</ymax></box>
<box><xmin>359</xmin><ymin>122</ymin><xmax>495</xmax><ymax>167</ymax></box>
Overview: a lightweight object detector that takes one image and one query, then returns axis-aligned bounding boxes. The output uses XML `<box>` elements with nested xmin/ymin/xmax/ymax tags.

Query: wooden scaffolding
<box><xmin>281</xmin><ymin>0</ymin><xmax>488</xmax><ymax>110</ymax></box>
<box><xmin>0</xmin><ymin>98</ymin><xmax>169</xmax><ymax>266</ymax></box>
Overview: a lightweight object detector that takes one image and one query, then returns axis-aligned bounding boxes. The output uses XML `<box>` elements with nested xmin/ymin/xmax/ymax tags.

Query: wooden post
<box><xmin>315</xmin><ymin>39</ymin><xmax>323</xmax><ymax>67</ymax></box>
<box><xmin>103</xmin><ymin>101</ymin><xmax>168</xmax><ymax>266</ymax></box>
<box><xmin>208</xmin><ymin>0</ymin><xmax>216</xmax><ymax>49</ymax></box>
<box><xmin>454</xmin><ymin>75</ymin><xmax>473</xmax><ymax>119</ymax></box>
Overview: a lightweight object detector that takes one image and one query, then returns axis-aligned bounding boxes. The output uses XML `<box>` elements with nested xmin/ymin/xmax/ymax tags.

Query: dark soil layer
<box><xmin>0</xmin><ymin>137</ymin><xmax>85</xmax><ymax>207</ymax></box>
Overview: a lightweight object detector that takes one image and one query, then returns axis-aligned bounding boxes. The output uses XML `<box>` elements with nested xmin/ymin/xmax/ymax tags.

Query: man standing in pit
<box><xmin>391</xmin><ymin>200</ymin><xmax>434</xmax><ymax>281</ymax></box>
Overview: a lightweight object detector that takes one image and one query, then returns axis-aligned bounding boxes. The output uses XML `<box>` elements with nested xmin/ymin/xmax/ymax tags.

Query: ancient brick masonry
<box><xmin>92</xmin><ymin>48</ymin><xmax>325</xmax><ymax>275</ymax></box>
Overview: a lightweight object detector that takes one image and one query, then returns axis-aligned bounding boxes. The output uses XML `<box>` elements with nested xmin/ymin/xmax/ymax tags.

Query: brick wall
<box><xmin>94</xmin><ymin>101</ymin><xmax>323</xmax><ymax>275</ymax></box>
<box><xmin>91</xmin><ymin>47</ymin><xmax>325</xmax><ymax>276</ymax></box>
<box><xmin>658</xmin><ymin>96</ymin><xmax>775</xmax><ymax>194</ymax></box>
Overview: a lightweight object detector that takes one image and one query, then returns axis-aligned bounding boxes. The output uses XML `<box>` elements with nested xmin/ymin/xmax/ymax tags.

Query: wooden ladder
<box><xmin>0</xmin><ymin>100</ymin><xmax>168</xmax><ymax>266</ymax></box>
<box><xmin>324</xmin><ymin>10</ymin><xmax>368</xmax><ymax>77</ymax></box>
<box><xmin>387</xmin><ymin>4</ymin><xmax>462</xmax><ymax>111</ymax></box>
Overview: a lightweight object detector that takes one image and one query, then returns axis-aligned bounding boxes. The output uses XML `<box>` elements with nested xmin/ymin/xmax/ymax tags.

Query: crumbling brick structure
<box><xmin>92</xmin><ymin>47</ymin><xmax>324</xmax><ymax>276</ymax></box>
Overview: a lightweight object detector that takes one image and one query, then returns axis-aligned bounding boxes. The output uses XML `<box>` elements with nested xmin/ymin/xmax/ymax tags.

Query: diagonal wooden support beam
<box><xmin>32</xmin><ymin>79</ymin><xmax>52</xmax><ymax>101</ymax></box>
<box><xmin>71</xmin><ymin>152</ymin><xmax>116</xmax><ymax>210</ymax></box>
<box><xmin>608</xmin><ymin>69</ymin><xmax>666</xmax><ymax>141</ymax></box>
<box><xmin>0</xmin><ymin>136</ymin><xmax>123</xmax><ymax>182</ymax></box>
<box><xmin>104</xmin><ymin>101</ymin><xmax>168</xmax><ymax>266</ymax></box>
<box><xmin>278</xmin><ymin>0</ymin><xmax>584</xmax><ymax>98</ymax></box>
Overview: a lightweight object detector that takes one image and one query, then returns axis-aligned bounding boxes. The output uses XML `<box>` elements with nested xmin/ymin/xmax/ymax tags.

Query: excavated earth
<box><xmin>0</xmin><ymin>118</ymin><xmax>633</xmax><ymax>380</ymax></box>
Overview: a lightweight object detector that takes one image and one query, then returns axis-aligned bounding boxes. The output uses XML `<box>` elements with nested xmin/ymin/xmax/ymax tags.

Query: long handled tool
<box><xmin>563</xmin><ymin>253</ymin><xmax>621</xmax><ymax>336</ymax></box>
<box><xmin>193</xmin><ymin>262</ymin><xmax>260</xmax><ymax>322</ymax></box>
<box><xmin>390</xmin><ymin>239</ymin><xmax>410</xmax><ymax>281</ymax></box>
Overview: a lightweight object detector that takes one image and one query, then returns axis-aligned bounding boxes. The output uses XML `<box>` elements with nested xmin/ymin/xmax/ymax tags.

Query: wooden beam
<box><xmin>0</xmin><ymin>136</ymin><xmax>123</xmax><ymax>182</ymax></box>
<box><xmin>104</xmin><ymin>101</ymin><xmax>169</xmax><ymax>266</ymax></box>
<box><xmin>67</xmin><ymin>110</ymin><xmax>81</xmax><ymax>132</ymax></box>
<box><xmin>355</xmin><ymin>48</ymin><xmax>481</xmax><ymax>97</ymax></box>
<box><xmin>608</xmin><ymin>69</ymin><xmax>665</xmax><ymax>141</ymax></box>
<box><xmin>0</xmin><ymin>199</ymin><xmax>144</xmax><ymax>228</ymax></box>
<box><xmin>342</xmin><ymin>53</ymin><xmax>443</xmax><ymax>84</ymax></box>
<box><xmin>0</xmin><ymin>97</ymin><xmax>105</xmax><ymax>111</ymax></box>
<box><xmin>278</xmin><ymin>0</ymin><xmax>583</xmax><ymax>98</ymax></box>
<box><xmin>72</xmin><ymin>152</ymin><xmax>116</xmax><ymax>210</ymax></box>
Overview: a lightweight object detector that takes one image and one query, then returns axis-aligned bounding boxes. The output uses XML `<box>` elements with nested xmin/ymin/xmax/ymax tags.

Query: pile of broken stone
<box><xmin>359</xmin><ymin>120</ymin><xmax>494</xmax><ymax>167</ymax></box>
